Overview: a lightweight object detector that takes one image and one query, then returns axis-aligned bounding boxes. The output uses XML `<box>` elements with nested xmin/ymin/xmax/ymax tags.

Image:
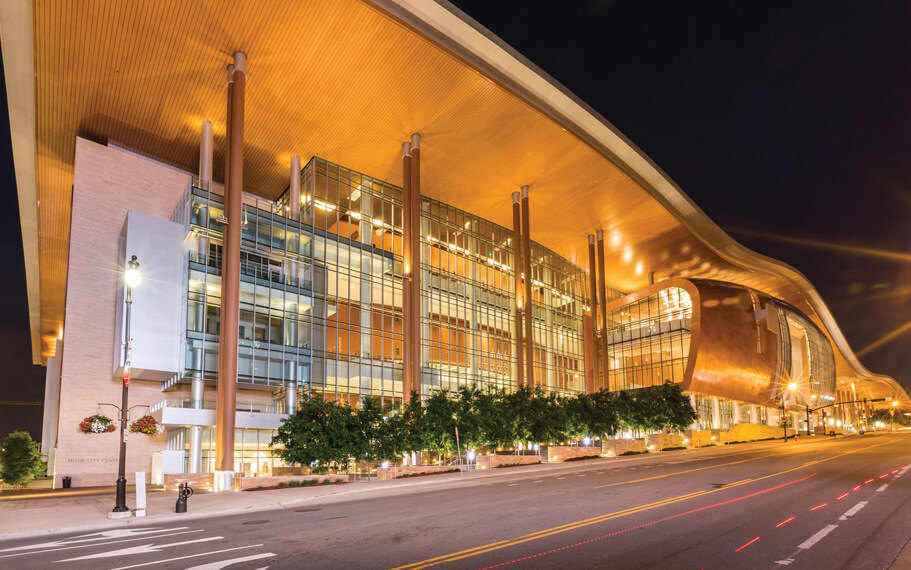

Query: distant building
<box><xmin>3</xmin><ymin>0</ymin><xmax>904</xmax><ymax>487</ymax></box>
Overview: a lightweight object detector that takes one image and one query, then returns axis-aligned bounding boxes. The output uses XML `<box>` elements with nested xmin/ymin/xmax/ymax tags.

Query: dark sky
<box><xmin>0</xmin><ymin>57</ymin><xmax>45</xmax><ymax>440</ymax></box>
<box><xmin>1</xmin><ymin>1</ymin><xmax>910</xmax><ymax>438</ymax></box>
<box><xmin>451</xmin><ymin>0</ymin><xmax>911</xmax><ymax>389</ymax></box>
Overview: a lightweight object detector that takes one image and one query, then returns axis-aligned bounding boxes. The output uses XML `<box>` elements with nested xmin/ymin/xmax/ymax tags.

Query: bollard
<box><xmin>175</xmin><ymin>482</ymin><xmax>194</xmax><ymax>513</ymax></box>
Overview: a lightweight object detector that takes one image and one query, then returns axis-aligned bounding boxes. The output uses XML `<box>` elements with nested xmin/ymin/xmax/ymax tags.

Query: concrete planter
<box><xmin>476</xmin><ymin>454</ymin><xmax>542</xmax><ymax>469</ymax></box>
<box><xmin>234</xmin><ymin>474</ymin><xmax>348</xmax><ymax>491</ymax></box>
<box><xmin>601</xmin><ymin>438</ymin><xmax>647</xmax><ymax>456</ymax></box>
<box><xmin>545</xmin><ymin>446</ymin><xmax>601</xmax><ymax>463</ymax></box>
<box><xmin>376</xmin><ymin>465</ymin><xmax>461</xmax><ymax>480</ymax></box>
<box><xmin>645</xmin><ymin>433</ymin><xmax>686</xmax><ymax>451</ymax></box>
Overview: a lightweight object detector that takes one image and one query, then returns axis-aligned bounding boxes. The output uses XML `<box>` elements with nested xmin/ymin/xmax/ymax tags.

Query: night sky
<box><xmin>1</xmin><ymin>1</ymin><xmax>910</xmax><ymax>439</ymax></box>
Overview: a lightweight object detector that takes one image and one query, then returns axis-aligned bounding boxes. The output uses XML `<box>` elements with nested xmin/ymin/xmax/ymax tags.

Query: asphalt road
<box><xmin>2</xmin><ymin>434</ymin><xmax>910</xmax><ymax>569</ymax></box>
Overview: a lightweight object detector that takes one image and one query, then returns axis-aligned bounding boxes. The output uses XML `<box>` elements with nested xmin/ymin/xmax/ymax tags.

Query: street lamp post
<box><xmin>891</xmin><ymin>400</ymin><xmax>899</xmax><ymax>432</ymax></box>
<box><xmin>113</xmin><ymin>255</ymin><xmax>141</xmax><ymax>514</ymax></box>
<box><xmin>782</xmin><ymin>382</ymin><xmax>797</xmax><ymax>442</ymax></box>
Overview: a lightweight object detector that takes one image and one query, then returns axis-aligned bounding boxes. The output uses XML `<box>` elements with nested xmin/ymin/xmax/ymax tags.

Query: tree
<box><xmin>357</xmin><ymin>396</ymin><xmax>402</xmax><ymax>462</ymax></box>
<box><xmin>0</xmin><ymin>431</ymin><xmax>45</xmax><ymax>490</ymax></box>
<box><xmin>271</xmin><ymin>396</ymin><xmax>359</xmax><ymax>471</ymax></box>
<box><xmin>476</xmin><ymin>387</ymin><xmax>515</xmax><ymax>450</ymax></box>
<box><xmin>566</xmin><ymin>391</ymin><xmax>619</xmax><ymax>442</ymax></box>
<box><xmin>423</xmin><ymin>389</ymin><xmax>458</xmax><ymax>459</ymax></box>
<box><xmin>527</xmin><ymin>389</ymin><xmax>569</xmax><ymax>444</ymax></box>
<box><xmin>399</xmin><ymin>391</ymin><xmax>431</xmax><ymax>456</ymax></box>
<box><xmin>505</xmin><ymin>386</ymin><xmax>534</xmax><ymax>448</ymax></box>
<box><xmin>454</xmin><ymin>386</ymin><xmax>484</xmax><ymax>450</ymax></box>
<box><xmin>650</xmin><ymin>383</ymin><xmax>697</xmax><ymax>432</ymax></box>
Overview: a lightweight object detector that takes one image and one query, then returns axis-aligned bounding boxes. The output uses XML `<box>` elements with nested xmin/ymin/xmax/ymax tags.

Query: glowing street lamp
<box><xmin>113</xmin><ymin>255</ymin><xmax>140</xmax><ymax>514</ymax></box>
<box><xmin>891</xmin><ymin>399</ymin><xmax>900</xmax><ymax>431</ymax></box>
<box><xmin>782</xmin><ymin>382</ymin><xmax>796</xmax><ymax>442</ymax></box>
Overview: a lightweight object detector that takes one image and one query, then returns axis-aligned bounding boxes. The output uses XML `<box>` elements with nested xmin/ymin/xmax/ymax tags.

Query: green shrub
<box><xmin>619</xmin><ymin>450</ymin><xmax>649</xmax><ymax>456</ymax></box>
<box><xmin>0</xmin><ymin>431</ymin><xmax>45</xmax><ymax>490</ymax></box>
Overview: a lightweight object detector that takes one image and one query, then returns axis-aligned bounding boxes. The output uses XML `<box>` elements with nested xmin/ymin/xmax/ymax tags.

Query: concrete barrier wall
<box><xmin>234</xmin><ymin>474</ymin><xmax>348</xmax><ymax>490</ymax></box>
<box><xmin>476</xmin><ymin>455</ymin><xmax>542</xmax><ymax>469</ymax></box>
<box><xmin>546</xmin><ymin>446</ymin><xmax>601</xmax><ymax>463</ymax></box>
<box><xmin>601</xmin><ymin>439</ymin><xmax>647</xmax><ymax>456</ymax></box>
<box><xmin>645</xmin><ymin>433</ymin><xmax>686</xmax><ymax>451</ymax></box>
<box><xmin>718</xmin><ymin>423</ymin><xmax>794</xmax><ymax>443</ymax></box>
<box><xmin>376</xmin><ymin>465</ymin><xmax>461</xmax><ymax>480</ymax></box>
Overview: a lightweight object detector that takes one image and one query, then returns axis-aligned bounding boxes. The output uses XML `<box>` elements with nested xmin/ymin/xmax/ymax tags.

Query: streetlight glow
<box><xmin>125</xmin><ymin>255</ymin><xmax>142</xmax><ymax>288</ymax></box>
<box><xmin>787</xmin><ymin>382</ymin><xmax>797</xmax><ymax>392</ymax></box>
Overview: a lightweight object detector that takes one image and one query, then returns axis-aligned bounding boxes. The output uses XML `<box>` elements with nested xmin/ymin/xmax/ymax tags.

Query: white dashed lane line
<box><xmin>798</xmin><ymin>525</ymin><xmax>838</xmax><ymax>550</ymax></box>
<box><xmin>838</xmin><ymin>501</ymin><xmax>868</xmax><ymax>521</ymax></box>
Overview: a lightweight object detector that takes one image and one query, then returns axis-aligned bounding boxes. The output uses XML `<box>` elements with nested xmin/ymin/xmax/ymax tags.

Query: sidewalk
<box><xmin>0</xmin><ymin>436</ymin><xmax>837</xmax><ymax>541</ymax></box>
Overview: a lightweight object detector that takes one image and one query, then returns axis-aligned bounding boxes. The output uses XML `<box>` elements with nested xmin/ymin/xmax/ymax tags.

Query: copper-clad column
<box><xmin>289</xmin><ymin>155</ymin><xmax>301</xmax><ymax>221</ymax></box>
<box><xmin>582</xmin><ymin>313</ymin><xmax>595</xmax><ymax>394</ymax></box>
<box><xmin>410</xmin><ymin>133</ymin><xmax>422</xmax><ymax>398</ymax></box>
<box><xmin>587</xmin><ymin>235</ymin><xmax>599</xmax><ymax>389</ymax></box>
<box><xmin>511</xmin><ymin>192</ymin><xmax>524</xmax><ymax>388</ymax></box>
<box><xmin>521</xmin><ymin>186</ymin><xmax>534</xmax><ymax>389</ymax></box>
<box><xmin>216</xmin><ymin>52</ymin><xmax>245</xmax><ymax>482</ymax></box>
<box><xmin>596</xmin><ymin>230</ymin><xmax>610</xmax><ymax>390</ymax></box>
<box><xmin>401</xmin><ymin>142</ymin><xmax>413</xmax><ymax>404</ymax></box>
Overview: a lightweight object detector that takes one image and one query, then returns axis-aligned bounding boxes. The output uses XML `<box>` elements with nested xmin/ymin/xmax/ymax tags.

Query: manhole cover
<box><xmin>295</xmin><ymin>508</ymin><xmax>322</xmax><ymax>513</ymax></box>
<box><xmin>241</xmin><ymin>519</ymin><xmax>271</xmax><ymax>525</ymax></box>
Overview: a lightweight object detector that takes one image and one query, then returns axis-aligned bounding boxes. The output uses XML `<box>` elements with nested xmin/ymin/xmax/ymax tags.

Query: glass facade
<box><xmin>173</xmin><ymin>157</ymin><xmax>597</xmax><ymax>410</ymax></box>
<box><xmin>603</xmin><ymin>286</ymin><xmax>693</xmax><ymax>391</ymax></box>
<box><xmin>776</xmin><ymin>302</ymin><xmax>837</xmax><ymax>398</ymax></box>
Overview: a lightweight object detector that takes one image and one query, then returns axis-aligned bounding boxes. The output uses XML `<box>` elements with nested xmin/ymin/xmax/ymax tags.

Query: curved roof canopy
<box><xmin>2</xmin><ymin>0</ymin><xmax>904</xmax><ymax>402</ymax></box>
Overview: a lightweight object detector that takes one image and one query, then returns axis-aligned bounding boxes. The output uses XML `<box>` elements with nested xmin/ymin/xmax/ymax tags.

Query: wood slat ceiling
<box><xmin>32</xmin><ymin>0</ymin><xmax>875</xmax><ymax>391</ymax></box>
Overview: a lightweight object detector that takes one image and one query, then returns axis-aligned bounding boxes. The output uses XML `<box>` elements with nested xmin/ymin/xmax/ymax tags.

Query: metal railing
<box><xmin>150</xmin><ymin>398</ymin><xmax>284</xmax><ymax>414</ymax></box>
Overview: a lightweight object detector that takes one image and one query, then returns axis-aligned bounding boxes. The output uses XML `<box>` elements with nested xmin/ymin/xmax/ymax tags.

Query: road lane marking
<box><xmin>109</xmin><ymin>545</ymin><xmax>264</xmax><ymax>570</ymax></box>
<box><xmin>864</xmin><ymin>478</ymin><xmax>874</xmax><ymax>484</ymax></box>
<box><xmin>392</xmin><ymin>474</ymin><xmax>814</xmax><ymax>570</ymax></box>
<box><xmin>810</xmin><ymin>503</ymin><xmax>827</xmax><ymax>511</ymax></box>
<box><xmin>735</xmin><ymin>536</ymin><xmax>760</xmax><ymax>552</ymax></box>
<box><xmin>594</xmin><ymin>455</ymin><xmax>769</xmax><ymax>489</ymax></box>
<box><xmin>852</xmin><ymin>485</ymin><xmax>861</xmax><ymax>491</ymax></box>
<box><xmin>836</xmin><ymin>493</ymin><xmax>848</xmax><ymax>500</ymax></box>
<box><xmin>556</xmin><ymin>477</ymin><xmax>565</xmax><ymax>480</ymax></box>
<box><xmin>533</xmin><ymin>480</ymin><xmax>543</xmax><ymax>483</ymax></box>
<box><xmin>838</xmin><ymin>501</ymin><xmax>868</xmax><ymax>520</ymax></box>
<box><xmin>776</xmin><ymin>516</ymin><xmax>796</xmax><ymax>527</ymax></box>
<box><xmin>0</xmin><ymin>530</ymin><xmax>204</xmax><ymax>559</ymax></box>
<box><xmin>0</xmin><ymin>528</ymin><xmax>192</xmax><ymax>554</ymax></box>
<box><xmin>59</xmin><ymin>537</ymin><xmax>223</xmax><ymax>561</ymax></box>
<box><xmin>507</xmin><ymin>483</ymin><xmax>518</xmax><ymax>487</ymax></box>
<box><xmin>393</xmin><ymin>441</ymin><xmax>889</xmax><ymax>570</ymax></box>
<box><xmin>474</xmin><ymin>475</ymin><xmax>816</xmax><ymax>570</ymax></box>
<box><xmin>877</xmin><ymin>483</ymin><xmax>889</xmax><ymax>492</ymax></box>
<box><xmin>798</xmin><ymin>525</ymin><xmax>838</xmax><ymax>549</ymax></box>
<box><xmin>183</xmin><ymin>552</ymin><xmax>276</xmax><ymax>570</ymax></box>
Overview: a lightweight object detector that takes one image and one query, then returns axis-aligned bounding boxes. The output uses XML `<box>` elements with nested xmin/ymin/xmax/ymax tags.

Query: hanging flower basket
<box><xmin>79</xmin><ymin>414</ymin><xmax>116</xmax><ymax>434</ymax></box>
<box><xmin>129</xmin><ymin>415</ymin><xmax>161</xmax><ymax>435</ymax></box>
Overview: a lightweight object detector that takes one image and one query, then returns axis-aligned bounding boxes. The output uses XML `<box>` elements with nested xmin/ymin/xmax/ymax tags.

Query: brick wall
<box><xmin>56</xmin><ymin>138</ymin><xmax>190</xmax><ymax>488</ymax></box>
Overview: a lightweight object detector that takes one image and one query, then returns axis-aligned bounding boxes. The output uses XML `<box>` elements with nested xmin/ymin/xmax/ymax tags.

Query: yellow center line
<box><xmin>391</xmin><ymin>440</ymin><xmax>892</xmax><ymax>570</ymax></box>
<box><xmin>593</xmin><ymin>455</ymin><xmax>768</xmax><ymax>489</ymax></box>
